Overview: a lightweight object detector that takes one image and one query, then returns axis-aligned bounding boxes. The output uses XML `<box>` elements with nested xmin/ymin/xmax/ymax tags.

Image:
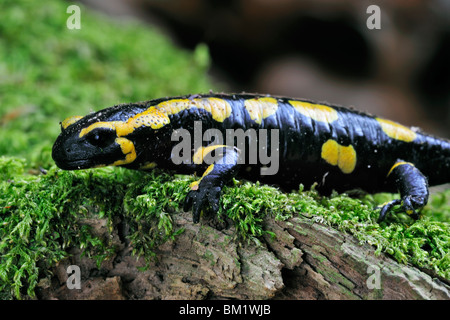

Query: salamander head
<box><xmin>52</xmin><ymin>103</ymin><xmax>169</xmax><ymax>170</ymax></box>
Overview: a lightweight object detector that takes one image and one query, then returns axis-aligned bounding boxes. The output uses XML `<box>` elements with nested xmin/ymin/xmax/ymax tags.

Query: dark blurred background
<box><xmin>76</xmin><ymin>0</ymin><xmax>450</xmax><ymax>137</ymax></box>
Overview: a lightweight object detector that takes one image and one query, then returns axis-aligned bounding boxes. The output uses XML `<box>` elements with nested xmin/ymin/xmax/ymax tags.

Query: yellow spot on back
<box><xmin>117</xmin><ymin>107</ymin><xmax>169</xmax><ymax>136</ymax></box>
<box><xmin>321</xmin><ymin>139</ymin><xmax>357</xmax><ymax>174</ymax></box>
<box><xmin>203</xmin><ymin>98</ymin><xmax>232</xmax><ymax>122</ymax></box>
<box><xmin>157</xmin><ymin>97</ymin><xmax>232</xmax><ymax>122</ymax></box>
<box><xmin>322</xmin><ymin>140</ymin><xmax>339</xmax><ymax>166</ymax></box>
<box><xmin>290</xmin><ymin>101</ymin><xmax>339</xmax><ymax>123</ymax></box>
<box><xmin>387</xmin><ymin>161</ymin><xmax>414</xmax><ymax>177</ymax></box>
<box><xmin>61</xmin><ymin>116</ymin><xmax>83</xmax><ymax>129</ymax></box>
<box><xmin>376</xmin><ymin>118</ymin><xmax>417</xmax><ymax>142</ymax></box>
<box><xmin>156</xmin><ymin>99</ymin><xmax>191</xmax><ymax>115</ymax></box>
<box><xmin>244</xmin><ymin>97</ymin><xmax>278</xmax><ymax>124</ymax></box>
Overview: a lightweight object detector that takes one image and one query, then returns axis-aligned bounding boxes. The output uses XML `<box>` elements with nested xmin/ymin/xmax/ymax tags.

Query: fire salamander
<box><xmin>52</xmin><ymin>93</ymin><xmax>450</xmax><ymax>223</ymax></box>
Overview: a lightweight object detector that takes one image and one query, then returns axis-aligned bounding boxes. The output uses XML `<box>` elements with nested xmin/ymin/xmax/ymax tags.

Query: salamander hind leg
<box><xmin>377</xmin><ymin>160</ymin><xmax>429</xmax><ymax>222</ymax></box>
<box><xmin>184</xmin><ymin>146</ymin><xmax>240</xmax><ymax>223</ymax></box>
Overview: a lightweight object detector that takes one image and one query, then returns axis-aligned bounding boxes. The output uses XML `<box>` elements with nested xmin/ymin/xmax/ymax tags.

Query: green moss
<box><xmin>123</xmin><ymin>170</ymin><xmax>192</xmax><ymax>266</ymax></box>
<box><xmin>0</xmin><ymin>160</ymin><xmax>132</xmax><ymax>299</ymax></box>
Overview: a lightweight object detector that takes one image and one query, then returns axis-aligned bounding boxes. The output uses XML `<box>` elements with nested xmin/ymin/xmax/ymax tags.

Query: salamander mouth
<box><xmin>53</xmin><ymin>158</ymin><xmax>95</xmax><ymax>170</ymax></box>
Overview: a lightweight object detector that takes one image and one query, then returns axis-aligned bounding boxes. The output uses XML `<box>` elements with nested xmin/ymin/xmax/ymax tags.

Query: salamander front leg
<box><xmin>184</xmin><ymin>146</ymin><xmax>240</xmax><ymax>223</ymax></box>
<box><xmin>377</xmin><ymin>161</ymin><xmax>429</xmax><ymax>222</ymax></box>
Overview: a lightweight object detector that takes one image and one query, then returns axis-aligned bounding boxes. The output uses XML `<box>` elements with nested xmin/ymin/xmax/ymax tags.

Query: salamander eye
<box><xmin>85</xmin><ymin>128</ymin><xmax>117</xmax><ymax>148</ymax></box>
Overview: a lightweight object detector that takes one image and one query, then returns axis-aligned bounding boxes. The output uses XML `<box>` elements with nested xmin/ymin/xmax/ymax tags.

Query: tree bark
<box><xmin>39</xmin><ymin>211</ymin><xmax>450</xmax><ymax>300</ymax></box>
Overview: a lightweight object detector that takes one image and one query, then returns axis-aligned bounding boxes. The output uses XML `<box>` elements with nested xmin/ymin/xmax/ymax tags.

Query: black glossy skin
<box><xmin>52</xmin><ymin>93</ymin><xmax>450</xmax><ymax>223</ymax></box>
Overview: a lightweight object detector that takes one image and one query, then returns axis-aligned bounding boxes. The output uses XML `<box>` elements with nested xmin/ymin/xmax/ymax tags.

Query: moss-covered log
<box><xmin>38</xmin><ymin>211</ymin><xmax>450</xmax><ymax>300</ymax></box>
